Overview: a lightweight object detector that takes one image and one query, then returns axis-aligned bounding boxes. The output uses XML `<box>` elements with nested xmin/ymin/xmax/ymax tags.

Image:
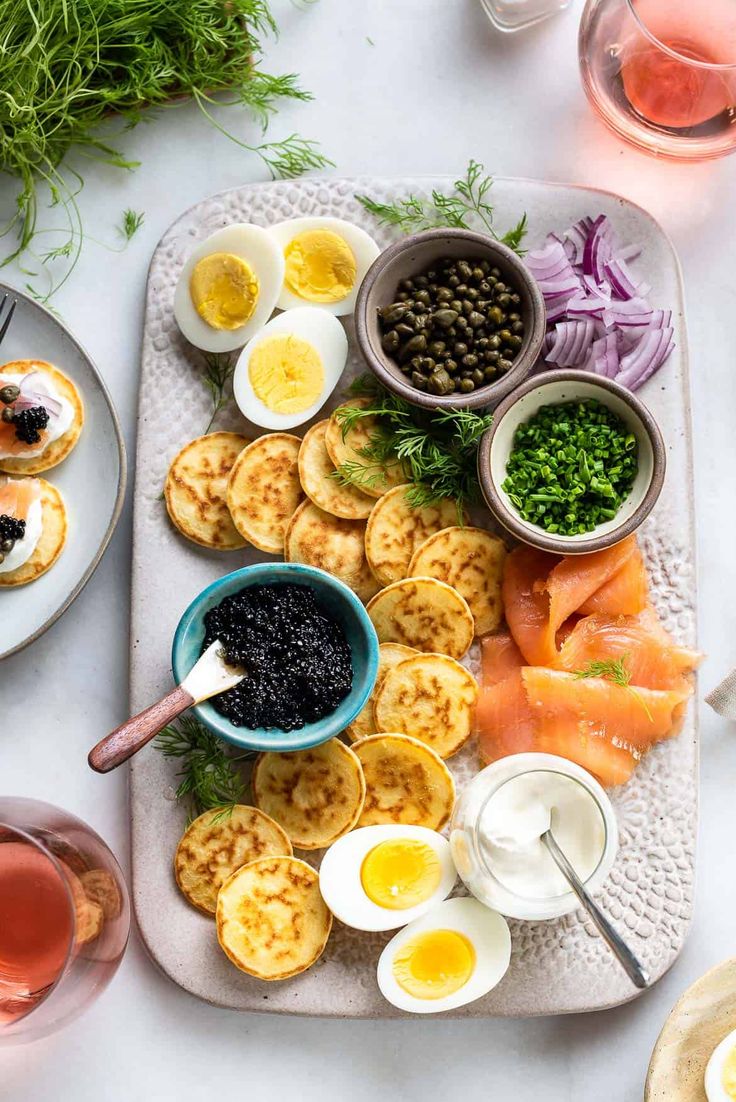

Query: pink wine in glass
<box><xmin>0</xmin><ymin>842</ymin><xmax>74</xmax><ymax>1023</ymax></box>
<box><xmin>579</xmin><ymin>0</ymin><xmax>736</xmax><ymax>159</ymax></box>
<box><xmin>0</xmin><ymin>799</ymin><xmax>130</xmax><ymax>1044</ymax></box>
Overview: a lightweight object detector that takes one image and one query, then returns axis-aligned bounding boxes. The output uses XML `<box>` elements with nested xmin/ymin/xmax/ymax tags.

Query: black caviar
<box><xmin>202</xmin><ymin>582</ymin><xmax>353</xmax><ymax>731</ymax></box>
<box><xmin>377</xmin><ymin>256</ymin><xmax>525</xmax><ymax>395</ymax></box>
<box><xmin>12</xmin><ymin>406</ymin><xmax>50</xmax><ymax>445</ymax></box>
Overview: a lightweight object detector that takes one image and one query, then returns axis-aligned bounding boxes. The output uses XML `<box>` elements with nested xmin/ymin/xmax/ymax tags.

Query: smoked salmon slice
<box><xmin>521</xmin><ymin>667</ymin><xmax>691</xmax><ymax>751</ymax></box>
<box><xmin>0</xmin><ymin>476</ymin><xmax>38</xmax><ymax>518</ymax></box>
<box><xmin>476</xmin><ymin>670</ymin><xmax>537</xmax><ymax>762</ymax></box>
<box><xmin>555</xmin><ymin>609</ymin><xmax>700</xmax><ymax>691</ymax></box>
<box><xmin>578</xmin><ymin>545</ymin><xmax>648</xmax><ymax>617</ymax></box>
<box><xmin>480</xmin><ymin>631</ymin><xmax>525</xmax><ymax>686</ymax></box>
<box><xmin>503</xmin><ymin>536</ymin><xmax>639</xmax><ymax>666</ymax></box>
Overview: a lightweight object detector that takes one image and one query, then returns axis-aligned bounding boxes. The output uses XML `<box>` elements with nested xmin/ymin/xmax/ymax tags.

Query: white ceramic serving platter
<box><xmin>0</xmin><ymin>284</ymin><xmax>126</xmax><ymax>660</ymax></box>
<box><xmin>130</xmin><ymin>176</ymin><xmax>696</xmax><ymax>1018</ymax></box>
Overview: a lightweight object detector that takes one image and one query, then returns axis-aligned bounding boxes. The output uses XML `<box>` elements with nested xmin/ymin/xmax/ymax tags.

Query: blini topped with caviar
<box><xmin>0</xmin><ymin>359</ymin><xmax>84</xmax><ymax>475</ymax></box>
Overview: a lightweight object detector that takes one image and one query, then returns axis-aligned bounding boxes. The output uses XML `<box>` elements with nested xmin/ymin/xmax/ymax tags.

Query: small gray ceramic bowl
<box><xmin>355</xmin><ymin>228</ymin><xmax>546</xmax><ymax>411</ymax></box>
<box><xmin>477</xmin><ymin>370</ymin><xmax>666</xmax><ymax>555</ymax></box>
<box><xmin>172</xmin><ymin>562</ymin><xmax>380</xmax><ymax>752</ymax></box>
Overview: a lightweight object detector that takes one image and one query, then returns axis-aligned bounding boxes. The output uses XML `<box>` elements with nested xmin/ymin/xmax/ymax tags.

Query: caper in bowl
<box><xmin>355</xmin><ymin>229</ymin><xmax>546</xmax><ymax>411</ymax></box>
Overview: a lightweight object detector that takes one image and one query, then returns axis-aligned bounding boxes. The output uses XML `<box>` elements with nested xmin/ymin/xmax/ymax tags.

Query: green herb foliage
<box><xmin>0</xmin><ymin>0</ymin><xmax>330</xmax><ymax>298</ymax></box>
<box><xmin>119</xmin><ymin>209</ymin><xmax>145</xmax><ymax>242</ymax></box>
<box><xmin>155</xmin><ymin>714</ymin><xmax>250</xmax><ymax>822</ymax></box>
<box><xmin>356</xmin><ymin>161</ymin><xmax>528</xmax><ymax>255</ymax></box>
<box><xmin>201</xmin><ymin>352</ymin><xmax>236</xmax><ymax>433</ymax></box>
<box><xmin>333</xmin><ymin>374</ymin><xmax>492</xmax><ymax>518</ymax></box>
<box><xmin>572</xmin><ymin>653</ymin><xmax>653</xmax><ymax>722</ymax></box>
<box><xmin>502</xmin><ymin>399</ymin><xmax>638</xmax><ymax>536</ymax></box>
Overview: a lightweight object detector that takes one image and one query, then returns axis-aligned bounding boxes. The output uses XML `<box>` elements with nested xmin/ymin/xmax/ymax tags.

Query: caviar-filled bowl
<box><xmin>172</xmin><ymin>562</ymin><xmax>380</xmax><ymax>752</ymax></box>
<box><xmin>355</xmin><ymin>228</ymin><xmax>546</xmax><ymax>411</ymax></box>
<box><xmin>477</xmin><ymin>370</ymin><xmax>665</xmax><ymax>555</ymax></box>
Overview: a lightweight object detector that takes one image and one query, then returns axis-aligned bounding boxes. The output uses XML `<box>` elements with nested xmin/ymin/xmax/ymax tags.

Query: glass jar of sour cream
<box><xmin>450</xmin><ymin>753</ymin><xmax>618</xmax><ymax>921</ymax></box>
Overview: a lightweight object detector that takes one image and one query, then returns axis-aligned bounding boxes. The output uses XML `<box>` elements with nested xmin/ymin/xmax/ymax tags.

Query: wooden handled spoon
<box><xmin>88</xmin><ymin>641</ymin><xmax>244</xmax><ymax>774</ymax></box>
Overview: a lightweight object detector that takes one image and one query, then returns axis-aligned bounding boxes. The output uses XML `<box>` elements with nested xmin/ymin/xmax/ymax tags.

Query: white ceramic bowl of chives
<box><xmin>476</xmin><ymin>370</ymin><xmax>665</xmax><ymax>555</ymax></box>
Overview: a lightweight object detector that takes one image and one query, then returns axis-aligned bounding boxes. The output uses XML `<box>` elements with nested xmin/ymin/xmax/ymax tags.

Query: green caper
<box><xmin>471</xmin><ymin>267</ymin><xmax>484</xmax><ymax>283</ymax></box>
<box><xmin>472</xmin><ymin>369</ymin><xmax>485</xmax><ymax>386</ymax></box>
<box><xmin>2</xmin><ymin>408</ymin><xmax>14</xmax><ymax>424</ymax></box>
<box><xmin>381</xmin><ymin>331</ymin><xmax>400</xmax><ymax>354</ymax></box>
<box><xmin>487</xmin><ymin>306</ymin><xmax>503</xmax><ymax>326</ymax></box>
<box><xmin>498</xmin><ymin>358</ymin><xmax>513</xmax><ymax>373</ymax></box>
<box><xmin>496</xmin><ymin>293</ymin><xmax>512</xmax><ymax>308</ymax></box>
<box><xmin>512</xmin><ymin>320</ymin><xmax>524</xmax><ymax>335</ymax></box>
<box><xmin>455</xmin><ymin>317</ymin><xmax>468</xmax><ymax>331</ymax></box>
<box><xmin>399</xmin><ymin>278</ymin><xmax>414</xmax><ymax>291</ymax></box>
<box><xmin>447</xmin><ymin>274</ymin><xmax>459</xmax><ymax>288</ymax></box>
<box><xmin>411</xmin><ymin>371</ymin><xmax>428</xmax><ymax>390</ymax></box>
<box><xmin>1</xmin><ymin>538</ymin><xmax>14</xmax><ymax>553</ymax></box>
<box><xmin>468</xmin><ymin>311</ymin><xmax>485</xmax><ymax>329</ymax></box>
<box><xmin>421</xmin><ymin>357</ymin><xmax>436</xmax><ymax>372</ymax></box>
<box><xmin>506</xmin><ymin>334</ymin><xmax>523</xmax><ymax>350</ymax></box>
<box><xmin>379</xmin><ymin>303</ymin><xmax>408</xmax><ymax>325</ymax></box>
<box><xmin>487</xmin><ymin>334</ymin><xmax>501</xmax><ymax>350</ymax></box>
<box><xmin>459</xmin><ymin>378</ymin><xmax>474</xmax><ymax>393</ymax></box>
<box><xmin>427</xmin><ymin>368</ymin><xmax>453</xmax><ymax>396</ymax></box>
<box><xmin>484</xmin><ymin>365</ymin><xmax>497</xmax><ymax>380</ymax></box>
<box><xmin>479</xmin><ymin>259</ymin><xmax>490</xmax><ymax>274</ymax></box>
<box><xmin>485</xmin><ymin>350</ymin><xmax>500</xmax><ymax>364</ymax></box>
<box><xmin>466</xmin><ymin>288</ymin><xmax>479</xmax><ymax>302</ymax></box>
<box><xmin>462</xmin><ymin>354</ymin><xmax>479</xmax><ymax>369</ymax></box>
<box><xmin>495</xmin><ymin>282</ymin><xmax>507</xmax><ymax>294</ymax></box>
<box><xmin>498</xmin><ymin>329</ymin><xmax>513</xmax><ymax>343</ymax></box>
<box><xmin>433</xmin><ymin>309</ymin><xmax>459</xmax><ymax>329</ymax></box>
<box><xmin>414</xmin><ymin>289</ymin><xmax>431</xmax><ymax>307</ymax></box>
<box><xmin>415</xmin><ymin>275</ymin><xmax>429</xmax><ymax>289</ymax></box>
<box><xmin>478</xmin><ymin>281</ymin><xmax>491</xmax><ymax>295</ymax></box>
<box><xmin>450</xmin><ymin>299</ymin><xmax>462</xmax><ymax>313</ymax></box>
<box><xmin>455</xmin><ymin>342</ymin><xmax>468</xmax><ymax>357</ymax></box>
<box><xmin>444</xmin><ymin>359</ymin><xmax>458</xmax><ymax>374</ymax></box>
<box><xmin>457</xmin><ymin>261</ymin><xmax>472</xmax><ymax>281</ymax></box>
<box><xmin>395</xmin><ymin>323</ymin><xmax>414</xmax><ymax>338</ymax></box>
<box><xmin>399</xmin><ymin>334</ymin><xmax>427</xmax><ymax>362</ymax></box>
<box><xmin>490</xmin><ymin>267</ymin><xmax>501</xmax><ymax>278</ymax></box>
<box><xmin>436</xmin><ymin>288</ymin><xmax>453</xmax><ymax>303</ymax></box>
<box><xmin>428</xmin><ymin>341</ymin><xmax>446</xmax><ymax>358</ymax></box>
<box><xmin>477</xmin><ymin>337</ymin><xmax>489</xmax><ymax>351</ymax></box>
<box><xmin>0</xmin><ymin>384</ymin><xmax>20</xmax><ymax>405</ymax></box>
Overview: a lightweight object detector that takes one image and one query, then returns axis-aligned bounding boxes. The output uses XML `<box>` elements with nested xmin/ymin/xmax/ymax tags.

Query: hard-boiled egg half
<box><xmin>233</xmin><ymin>307</ymin><xmax>348</xmax><ymax>430</ymax></box>
<box><xmin>267</xmin><ymin>217</ymin><xmax>379</xmax><ymax>316</ymax></box>
<box><xmin>319</xmin><ymin>825</ymin><xmax>457</xmax><ymax>932</ymax></box>
<box><xmin>377</xmin><ymin>897</ymin><xmax>511</xmax><ymax>1014</ymax></box>
<box><xmin>173</xmin><ymin>224</ymin><xmax>284</xmax><ymax>353</ymax></box>
<box><xmin>706</xmin><ymin>1028</ymin><xmax>736</xmax><ymax>1101</ymax></box>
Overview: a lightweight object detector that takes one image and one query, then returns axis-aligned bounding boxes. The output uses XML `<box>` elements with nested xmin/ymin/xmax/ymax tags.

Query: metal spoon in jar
<box><xmin>87</xmin><ymin>641</ymin><xmax>244</xmax><ymax>774</ymax></box>
<box><xmin>542</xmin><ymin>829</ymin><xmax>650</xmax><ymax>990</ymax></box>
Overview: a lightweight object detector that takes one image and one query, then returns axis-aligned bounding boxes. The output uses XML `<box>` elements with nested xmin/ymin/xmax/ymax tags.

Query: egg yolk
<box><xmin>722</xmin><ymin>1044</ymin><xmax>736</xmax><ymax>1099</ymax></box>
<box><xmin>392</xmin><ymin>929</ymin><xmax>475</xmax><ymax>1000</ymax></box>
<box><xmin>248</xmin><ymin>334</ymin><xmax>324</xmax><ymax>414</ymax></box>
<box><xmin>360</xmin><ymin>839</ymin><xmax>442</xmax><ymax>911</ymax></box>
<box><xmin>284</xmin><ymin>230</ymin><xmax>357</xmax><ymax>304</ymax></box>
<box><xmin>190</xmin><ymin>252</ymin><xmax>259</xmax><ymax>330</ymax></box>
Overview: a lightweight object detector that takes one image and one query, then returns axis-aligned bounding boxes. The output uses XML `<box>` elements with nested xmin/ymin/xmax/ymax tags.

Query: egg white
<box><xmin>377</xmin><ymin>897</ymin><xmax>511</xmax><ymax>1014</ymax></box>
<box><xmin>705</xmin><ymin>1028</ymin><xmax>736</xmax><ymax>1101</ymax></box>
<box><xmin>232</xmin><ymin>307</ymin><xmax>348</xmax><ymax>431</ymax></box>
<box><xmin>267</xmin><ymin>217</ymin><xmax>380</xmax><ymax>316</ymax></box>
<box><xmin>173</xmin><ymin>224</ymin><xmax>285</xmax><ymax>353</ymax></box>
<box><xmin>318</xmin><ymin>824</ymin><xmax>457</xmax><ymax>933</ymax></box>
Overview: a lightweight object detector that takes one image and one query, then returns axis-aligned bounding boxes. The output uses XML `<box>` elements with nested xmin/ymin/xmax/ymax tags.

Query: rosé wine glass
<box><xmin>0</xmin><ymin>797</ymin><xmax>130</xmax><ymax>1044</ymax></box>
<box><xmin>579</xmin><ymin>0</ymin><xmax>736</xmax><ymax>159</ymax></box>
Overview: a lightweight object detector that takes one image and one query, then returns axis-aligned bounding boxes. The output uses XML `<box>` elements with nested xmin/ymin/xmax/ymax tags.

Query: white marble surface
<box><xmin>1</xmin><ymin>1</ymin><xmax>734</xmax><ymax>1098</ymax></box>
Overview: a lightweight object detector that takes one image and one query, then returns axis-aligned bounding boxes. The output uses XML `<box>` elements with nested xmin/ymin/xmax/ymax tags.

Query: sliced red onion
<box><xmin>615</xmin><ymin>242</ymin><xmax>642</xmax><ymax>263</ymax></box>
<box><xmin>564</xmin><ymin>217</ymin><xmax>594</xmax><ymax>264</ymax></box>
<box><xmin>15</xmin><ymin>373</ymin><xmax>63</xmax><ymax>418</ymax></box>
<box><xmin>546</xmin><ymin>320</ymin><xmax>596</xmax><ymax>367</ymax></box>
<box><xmin>616</xmin><ymin>327</ymin><xmax>675</xmax><ymax>390</ymax></box>
<box><xmin>583</xmin><ymin>332</ymin><xmax>620</xmax><ymax>379</ymax></box>
<box><xmin>566</xmin><ymin>292</ymin><xmax>609</xmax><ymax>321</ymax></box>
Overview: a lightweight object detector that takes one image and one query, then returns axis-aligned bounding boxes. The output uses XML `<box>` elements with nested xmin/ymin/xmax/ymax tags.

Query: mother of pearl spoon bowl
<box><xmin>88</xmin><ymin>641</ymin><xmax>244</xmax><ymax>774</ymax></box>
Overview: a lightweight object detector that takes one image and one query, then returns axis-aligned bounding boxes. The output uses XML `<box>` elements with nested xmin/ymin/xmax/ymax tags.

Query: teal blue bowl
<box><xmin>171</xmin><ymin>562</ymin><xmax>380</xmax><ymax>753</ymax></box>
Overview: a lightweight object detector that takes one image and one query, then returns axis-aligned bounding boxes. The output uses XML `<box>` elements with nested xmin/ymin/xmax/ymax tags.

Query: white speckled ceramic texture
<box><xmin>130</xmin><ymin>177</ymin><xmax>697</xmax><ymax>1018</ymax></box>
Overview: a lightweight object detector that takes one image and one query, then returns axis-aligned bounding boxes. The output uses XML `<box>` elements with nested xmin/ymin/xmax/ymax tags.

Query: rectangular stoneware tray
<box><xmin>130</xmin><ymin>176</ymin><xmax>697</xmax><ymax>1017</ymax></box>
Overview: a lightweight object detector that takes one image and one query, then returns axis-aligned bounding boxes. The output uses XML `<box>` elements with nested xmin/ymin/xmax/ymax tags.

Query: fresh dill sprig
<box><xmin>572</xmin><ymin>653</ymin><xmax>654</xmax><ymax>722</ymax></box>
<box><xmin>0</xmin><ymin>0</ymin><xmax>329</xmax><ymax>299</ymax></box>
<box><xmin>119</xmin><ymin>209</ymin><xmax>145</xmax><ymax>242</ymax></box>
<box><xmin>572</xmin><ymin>656</ymin><xmax>632</xmax><ymax>686</ymax></box>
<box><xmin>155</xmin><ymin>714</ymin><xmax>250</xmax><ymax>822</ymax></box>
<box><xmin>332</xmin><ymin>374</ymin><xmax>492</xmax><ymax>518</ymax></box>
<box><xmin>356</xmin><ymin>160</ymin><xmax>528</xmax><ymax>255</ymax></box>
<box><xmin>201</xmin><ymin>352</ymin><xmax>236</xmax><ymax>433</ymax></box>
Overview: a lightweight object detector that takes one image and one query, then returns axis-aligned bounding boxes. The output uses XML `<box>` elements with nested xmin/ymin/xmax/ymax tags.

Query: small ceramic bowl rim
<box><xmin>477</xmin><ymin>369</ymin><xmax>666</xmax><ymax>555</ymax></box>
<box><xmin>354</xmin><ymin>227</ymin><xmax>547</xmax><ymax>411</ymax></box>
<box><xmin>171</xmin><ymin>562</ymin><xmax>380</xmax><ymax>752</ymax></box>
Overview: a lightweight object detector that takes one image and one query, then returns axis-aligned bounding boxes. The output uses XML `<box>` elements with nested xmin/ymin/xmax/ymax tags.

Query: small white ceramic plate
<box><xmin>0</xmin><ymin>284</ymin><xmax>126</xmax><ymax>660</ymax></box>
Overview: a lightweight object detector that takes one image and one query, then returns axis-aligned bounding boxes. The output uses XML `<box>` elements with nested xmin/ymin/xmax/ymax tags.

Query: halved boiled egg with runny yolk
<box><xmin>705</xmin><ymin>1028</ymin><xmax>736</xmax><ymax>1101</ymax></box>
<box><xmin>173</xmin><ymin>224</ymin><xmax>284</xmax><ymax>353</ymax></box>
<box><xmin>233</xmin><ymin>307</ymin><xmax>348</xmax><ymax>430</ymax></box>
<box><xmin>377</xmin><ymin>897</ymin><xmax>511</xmax><ymax>1014</ymax></box>
<box><xmin>318</xmin><ymin>825</ymin><xmax>457</xmax><ymax>932</ymax></box>
<box><xmin>267</xmin><ymin>217</ymin><xmax>380</xmax><ymax>316</ymax></box>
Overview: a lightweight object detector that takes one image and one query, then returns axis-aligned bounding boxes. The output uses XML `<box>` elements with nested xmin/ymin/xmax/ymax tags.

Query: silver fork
<box><xmin>0</xmin><ymin>293</ymin><xmax>17</xmax><ymax>346</ymax></box>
